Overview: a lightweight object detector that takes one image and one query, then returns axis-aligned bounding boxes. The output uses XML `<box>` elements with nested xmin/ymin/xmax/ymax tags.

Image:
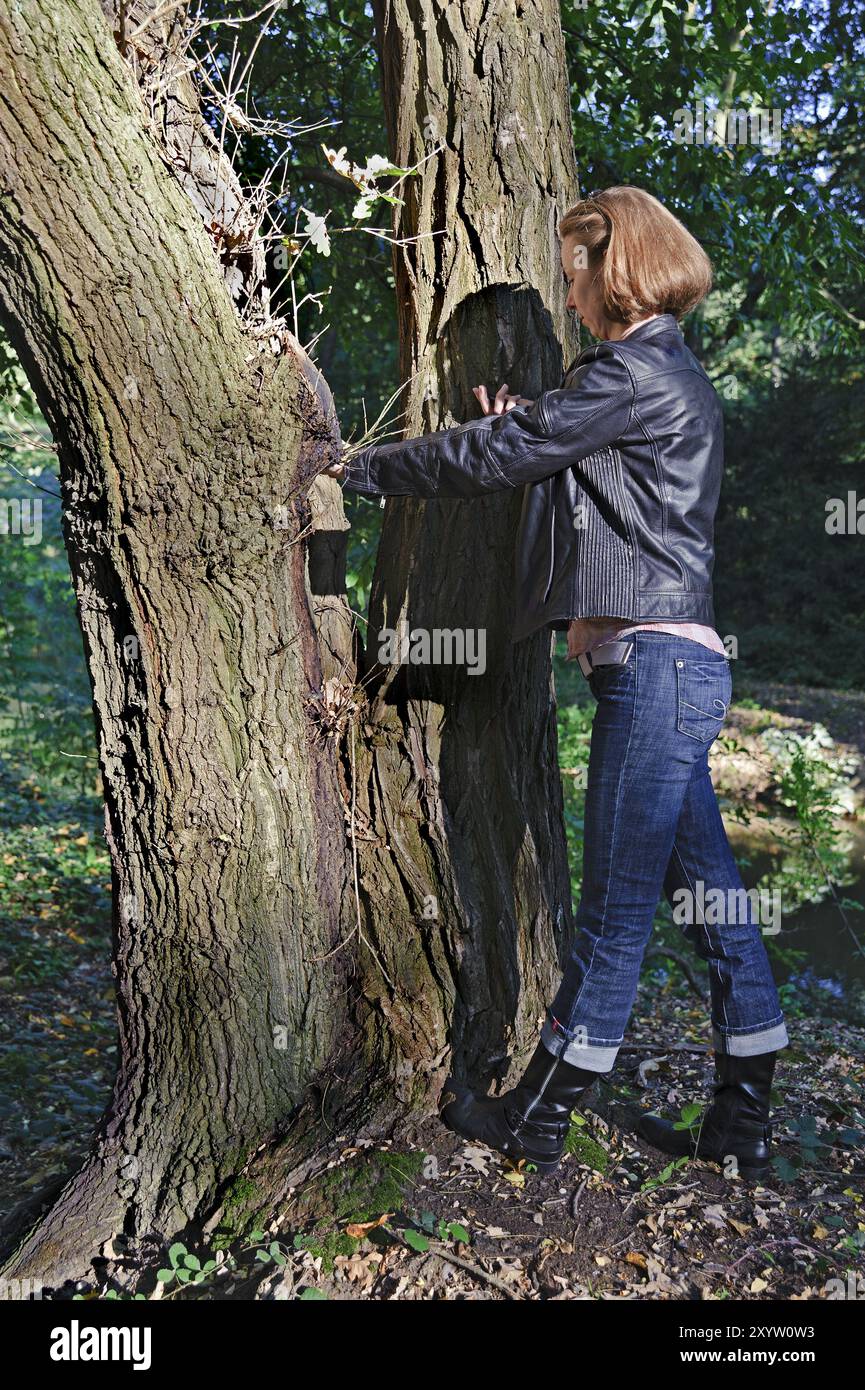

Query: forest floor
<box><xmin>1</xmin><ymin>678</ymin><xmax>864</xmax><ymax>1299</ymax></box>
<box><xmin>244</xmin><ymin>993</ymin><xmax>863</xmax><ymax>1302</ymax></box>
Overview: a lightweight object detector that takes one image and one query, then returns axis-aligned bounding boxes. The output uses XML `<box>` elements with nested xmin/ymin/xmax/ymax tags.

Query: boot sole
<box><xmin>692</xmin><ymin>1147</ymin><xmax>772</xmax><ymax>1182</ymax></box>
<box><xmin>524</xmin><ymin>1156</ymin><xmax>562</xmax><ymax>1174</ymax></box>
<box><xmin>735</xmin><ymin>1162</ymin><xmax>771</xmax><ymax>1182</ymax></box>
<box><xmin>441</xmin><ymin>1121</ymin><xmax>563</xmax><ymax>1174</ymax></box>
<box><xmin>638</xmin><ymin>1128</ymin><xmax>771</xmax><ymax>1183</ymax></box>
<box><xmin>439</xmin><ymin>1107</ymin><xmax>563</xmax><ymax>1174</ymax></box>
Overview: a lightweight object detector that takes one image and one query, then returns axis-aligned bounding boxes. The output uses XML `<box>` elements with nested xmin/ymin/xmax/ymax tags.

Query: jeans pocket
<box><xmin>675</xmin><ymin>658</ymin><xmax>731</xmax><ymax>741</ymax></box>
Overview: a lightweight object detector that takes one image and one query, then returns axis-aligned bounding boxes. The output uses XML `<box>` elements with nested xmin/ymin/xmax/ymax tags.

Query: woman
<box><xmin>328</xmin><ymin>186</ymin><xmax>788</xmax><ymax>1180</ymax></box>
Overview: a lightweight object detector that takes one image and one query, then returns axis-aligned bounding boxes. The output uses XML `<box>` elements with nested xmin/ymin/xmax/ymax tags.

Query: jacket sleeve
<box><xmin>340</xmin><ymin>345</ymin><xmax>635</xmax><ymax>499</ymax></box>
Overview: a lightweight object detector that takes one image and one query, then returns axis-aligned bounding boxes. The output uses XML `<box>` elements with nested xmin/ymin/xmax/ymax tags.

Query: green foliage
<box><xmin>563</xmin><ymin>1113</ymin><xmax>610</xmax><ymax>1170</ymax></box>
<box><xmin>343</xmin><ymin>492</ymin><xmax>383</xmax><ymax>622</ymax></box>
<box><xmin>156</xmin><ymin>1241</ymin><xmax>219</xmax><ymax>1289</ymax></box>
<box><xmin>673</xmin><ymin>1102</ymin><xmax>704</xmax><ymax>1132</ymax></box>
<box><xmin>197</xmin><ymin>1</ymin><xmax>401</xmax><ymax>445</ymax></box>
<box><xmin>553</xmin><ymin>678</ymin><xmax>595</xmax><ymax>907</ymax></box>
<box><xmin>754</xmin><ymin>733</ymin><xmax>865</xmax><ymax>974</ymax></box>
<box><xmin>562</xmin><ymin>0</ymin><xmax>865</xmax><ymax>355</ymax></box>
<box><xmin>289</xmin><ymin>1148</ymin><xmax>426</xmax><ymax>1271</ymax></box>
<box><xmin>769</xmin><ymin>1102</ymin><xmax>865</xmax><ymax>1181</ymax></box>
<box><xmin>640</xmin><ymin>1155</ymin><xmax>691</xmax><ymax>1191</ymax></box>
<box><xmin>253</xmin><ymin>1240</ymin><xmax>290</xmax><ymax>1267</ymax></box>
<box><xmin>413</xmin><ymin>1209</ymin><xmax>471</xmax><ymax>1247</ymax></box>
<box><xmin>715</xmin><ymin>368</ymin><xmax>865</xmax><ymax>688</ymax></box>
<box><xmin>401</xmin><ymin>1225</ymin><xmax>429</xmax><ymax>1253</ymax></box>
<box><xmin>0</xmin><ymin>372</ymin><xmax>96</xmax><ymax>790</ymax></box>
<box><xmin>0</xmin><ymin>762</ymin><xmax>113</xmax><ymax>1155</ymax></box>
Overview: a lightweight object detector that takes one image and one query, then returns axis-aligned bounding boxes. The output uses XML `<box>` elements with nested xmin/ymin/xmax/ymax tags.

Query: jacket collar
<box><xmin>563</xmin><ymin>313</ymin><xmax>680</xmax><ymax>378</ymax></box>
<box><xmin>614</xmin><ymin>312</ymin><xmax>680</xmax><ymax>342</ymax></box>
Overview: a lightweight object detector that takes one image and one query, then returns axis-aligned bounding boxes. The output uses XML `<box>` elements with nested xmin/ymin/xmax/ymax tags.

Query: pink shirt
<box><xmin>565</xmin><ymin>618</ymin><xmax>727</xmax><ymax>661</ymax></box>
<box><xmin>565</xmin><ymin>315</ymin><xmax>725</xmax><ymax>662</ymax></box>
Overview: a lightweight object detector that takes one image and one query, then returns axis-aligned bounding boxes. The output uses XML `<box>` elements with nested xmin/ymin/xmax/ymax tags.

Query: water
<box><xmin>725</xmin><ymin>818</ymin><xmax>865</xmax><ymax>992</ymax></box>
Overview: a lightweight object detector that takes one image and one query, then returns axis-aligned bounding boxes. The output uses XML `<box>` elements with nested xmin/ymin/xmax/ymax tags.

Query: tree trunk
<box><xmin>354</xmin><ymin>0</ymin><xmax>581</xmax><ymax>1082</ymax></box>
<box><xmin>0</xmin><ymin>0</ymin><xmax>581</xmax><ymax>1289</ymax></box>
<box><xmin>0</xmin><ymin>0</ymin><xmax>362</xmax><ymax>1283</ymax></box>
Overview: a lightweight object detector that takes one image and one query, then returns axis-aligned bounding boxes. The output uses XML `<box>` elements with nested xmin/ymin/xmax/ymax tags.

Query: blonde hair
<box><xmin>558</xmin><ymin>186</ymin><xmax>713</xmax><ymax>324</ymax></box>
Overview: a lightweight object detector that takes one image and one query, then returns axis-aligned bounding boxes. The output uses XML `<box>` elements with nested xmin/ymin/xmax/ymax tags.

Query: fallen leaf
<box><xmin>452</xmin><ymin>1145</ymin><xmax>492</xmax><ymax>1176</ymax></box>
<box><xmin>333</xmin><ymin>1249</ymin><xmax>382</xmax><ymax>1287</ymax></box>
<box><xmin>702</xmin><ymin>1204</ymin><xmax>727</xmax><ymax>1229</ymax></box>
<box><xmin>645</xmin><ymin>1257</ymin><xmax>677</xmax><ymax>1292</ymax></box>
<box><xmin>638</xmin><ymin>1057</ymin><xmax>663</xmax><ymax>1086</ymax></box>
<box><xmin>345</xmin><ymin>1212</ymin><xmax>391</xmax><ymax>1238</ymax></box>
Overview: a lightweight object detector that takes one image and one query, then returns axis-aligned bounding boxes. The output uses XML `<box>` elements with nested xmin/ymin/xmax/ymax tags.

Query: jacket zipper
<box><xmin>542</xmin><ymin>477</ymin><xmax>557</xmax><ymax>602</ymax></box>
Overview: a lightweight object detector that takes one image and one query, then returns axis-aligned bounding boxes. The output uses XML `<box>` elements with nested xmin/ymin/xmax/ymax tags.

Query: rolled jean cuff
<box><xmin>541</xmin><ymin>1016</ymin><xmax>618</xmax><ymax>1072</ymax></box>
<box><xmin>712</xmin><ymin>1020</ymin><xmax>789</xmax><ymax>1056</ymax></box>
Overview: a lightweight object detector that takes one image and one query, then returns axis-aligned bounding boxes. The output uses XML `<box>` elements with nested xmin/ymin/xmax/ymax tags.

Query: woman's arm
<box><xmin>337</xmin><ymin>345</ymin><xmax>635</xmax><ymax>499</ymax></box>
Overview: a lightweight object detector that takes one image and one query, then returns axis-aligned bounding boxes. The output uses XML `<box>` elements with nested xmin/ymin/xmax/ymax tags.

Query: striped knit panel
<box><xmin>573</xmin><ymin>446</ymin><xmax>635</xmax><ymax>616</ymax></box>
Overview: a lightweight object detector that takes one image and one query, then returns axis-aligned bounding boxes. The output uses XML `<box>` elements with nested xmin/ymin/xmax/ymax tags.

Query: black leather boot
<box><xmin>439</xmin><ymin>1039</ymin><xmax>603</xmax><ymax>1174</ymax></box>
<box><xmin>638</xmin><ymin>1050</ymin><xmax>777</xmax><ymax>1180</ymax></box>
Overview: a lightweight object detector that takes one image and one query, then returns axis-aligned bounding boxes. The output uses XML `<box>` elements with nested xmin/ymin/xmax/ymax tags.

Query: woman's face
<box><xmin>560</xmin><ymin>234</ymin><xmax>611</xmax><ymax>340</ymax></box>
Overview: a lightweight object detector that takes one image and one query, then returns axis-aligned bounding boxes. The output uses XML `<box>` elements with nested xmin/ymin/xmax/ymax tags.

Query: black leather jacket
<box><xmin>341</xmin><ymin>314</ymin><xmax>723</xmax><ymax>643</ymax></box>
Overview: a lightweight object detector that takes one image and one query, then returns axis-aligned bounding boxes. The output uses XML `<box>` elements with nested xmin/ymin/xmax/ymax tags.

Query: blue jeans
<box><xmin>542</xmin><ymin>631</ymin><xmax>789</xmax><ymax>1071</ymax></box>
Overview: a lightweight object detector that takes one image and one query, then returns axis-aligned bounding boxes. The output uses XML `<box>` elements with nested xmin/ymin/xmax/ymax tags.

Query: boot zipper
<box><xmin>513</xmin><ymin>1056</ymin><xmax>560</xmax><ymax>1133</ymax></box>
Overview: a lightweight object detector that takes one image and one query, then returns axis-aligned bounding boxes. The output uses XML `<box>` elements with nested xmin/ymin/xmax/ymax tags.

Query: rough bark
<box><xmin>0</xmin><ymin>0</ymin><xmax>360</xmax><ymax>1283</ymax></box>
<box><xmin>353</xmin><ymin>0</ymin><xmax>582</xmax><ymax>1083</ymax></box>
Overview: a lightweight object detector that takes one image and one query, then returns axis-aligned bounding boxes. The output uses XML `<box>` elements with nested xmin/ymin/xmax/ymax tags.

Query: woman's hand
<box><xmin>473</xmin><ymin>382</ymin><xmax>535</xmax><ymax>415</ymax></box>
<box><xmin>324</xmin><ymin>459</ymin><xmax>345</xmax><ymax>478</ymax></box>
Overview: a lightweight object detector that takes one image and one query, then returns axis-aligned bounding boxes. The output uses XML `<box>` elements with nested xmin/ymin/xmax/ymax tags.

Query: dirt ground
<box><xmin>235</xmin><ymin>992</ymin><xmax>863</xmax><ymax>1303</ymax></box>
